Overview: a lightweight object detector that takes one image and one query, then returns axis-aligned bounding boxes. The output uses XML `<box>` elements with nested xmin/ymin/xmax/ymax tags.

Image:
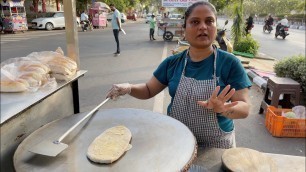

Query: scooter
<box><xmin>275</xmin><ymin>23</ymin><xmax>289</xmax><ymax>39</ymax></box>
<box><xmin>80</xmin><ymin>21</ymin><xmax>92</xmax><ymax>32</ymax></box>
<box><xmin>263</xmin><ymin>20</ymin><xmax>273</xmax><ymax>33</ymax></box>
<box><xmin>216</xmin><ymin>20</ymin><xmax>233</xmax><ymax>53</ymax></box>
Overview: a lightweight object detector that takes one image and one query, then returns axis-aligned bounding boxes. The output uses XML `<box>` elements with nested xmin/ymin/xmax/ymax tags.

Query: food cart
<box><xmin>89</xmin><ymin>2</ymin><xmax>109</xmax><ymax>29</ymax></box>
<box><xmin>0</xmin><ymin>0</ymin><xmax>28</xmax><ymax>33</ymax></box>
<box><xmin>157</xmin><ymin>18</ymin><xmax>184</xmax><ymax>41</ymax></box>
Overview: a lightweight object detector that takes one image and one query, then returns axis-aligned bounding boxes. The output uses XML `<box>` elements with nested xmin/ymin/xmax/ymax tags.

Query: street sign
<box><xmin>162</xmin><ymin>0</ymin><xmax>207</xmax><ymax>8</ymax></box>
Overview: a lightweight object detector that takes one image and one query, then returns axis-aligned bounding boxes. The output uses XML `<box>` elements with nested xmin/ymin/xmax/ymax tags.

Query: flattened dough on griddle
<box><xmin>87</xmin><ymin>125</ymin><xmax>132</xmax><ymax>164</ymax></box>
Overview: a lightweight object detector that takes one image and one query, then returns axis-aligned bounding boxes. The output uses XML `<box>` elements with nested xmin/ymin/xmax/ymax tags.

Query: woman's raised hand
<box><xmin>197</xmin><ymin>85</ymin><xmax>238</xmax><ymax>113</ymax></box>
<box><xmin>106</xmin><ymin>83</ymin><xmax>131</xmax><ymax>100</ymax></box>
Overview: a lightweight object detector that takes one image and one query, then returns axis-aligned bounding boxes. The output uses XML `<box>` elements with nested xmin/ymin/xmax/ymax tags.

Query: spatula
<box><xmin>28</xmin><ymin>98</ymin><xmax>110</xmax><ymax>157</ymax></box>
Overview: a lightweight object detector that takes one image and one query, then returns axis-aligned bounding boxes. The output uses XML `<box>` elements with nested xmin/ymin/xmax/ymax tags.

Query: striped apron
<box><xmin>169</xmin><ymin>48</ymin><xmax>234</xmax><ymax>148</ymax></box>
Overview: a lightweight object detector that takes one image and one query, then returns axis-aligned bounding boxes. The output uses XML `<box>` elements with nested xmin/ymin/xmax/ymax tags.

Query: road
<box><xmin>1</xmin><ymin>19</ymin><xmax>305</xmax><ymax>157</ymax></box>
<box><xmin>218</xmin><ymin>18</ymin><xmax>305</xmax><ymax>60</ymax></box>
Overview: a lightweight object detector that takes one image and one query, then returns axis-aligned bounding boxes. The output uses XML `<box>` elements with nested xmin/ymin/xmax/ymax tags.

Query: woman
<box><xmin>107</xmin><ymin>1</ymin><xmax>251</xmax><ymax>148</ymax></box>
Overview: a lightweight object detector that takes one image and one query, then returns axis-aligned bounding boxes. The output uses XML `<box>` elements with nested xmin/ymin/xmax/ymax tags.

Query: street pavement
<box><xmin>218</xmin><ymin>17</ymin><xmax>305</xmax><ymax>61</ymax></box>
<box><xmin>1</xmin><ymin>18</ymin><xmax>305</xmax><ymax>157</ymax></box>
<box><xmin>0</xmin><ymin>30</ymin><xmax>65</xmax><ymax>44</ymax></box>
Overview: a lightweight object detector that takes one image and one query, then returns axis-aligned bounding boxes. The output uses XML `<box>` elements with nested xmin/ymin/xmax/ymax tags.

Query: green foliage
<box><xmin>274</xmin><ymin>55</ymin><xmax>306</xmax><ymax>91</ymax></box>
<box><xmin>210</xmin><ymin>0</ymin><xmax>234</xmax><ymax>12</ymax></box>
<box><xmin>231</xmin><ymin>4</ymin><xmax>244</xmax><ymax>45</ymax></box>
<box><xmin>76</xmin><ymin>0</ymin><xmax>142</xmax><ymax>13</ymax></box>
<box><xmin>233</xmin><ymin>35</ymin><xmax>259</xmax><ymax>55</ymax></box>
<box><xmin>224</xmin><ymin>0</ymin><xmax>303</xmax><ymax>18</ymax></box>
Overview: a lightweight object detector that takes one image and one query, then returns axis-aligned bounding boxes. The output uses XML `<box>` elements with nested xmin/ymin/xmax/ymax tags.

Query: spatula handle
<box><xmin>56</xmin><ymin>98</ymin><xmax>110</xmax><ymax>143</ymax></box>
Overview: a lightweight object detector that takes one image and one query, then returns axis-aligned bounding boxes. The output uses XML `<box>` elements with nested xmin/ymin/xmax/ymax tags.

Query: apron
<box><xmin>169</xmin><ymin>48</ymin><xmax>235</xmax><ymax>149</ymax></box>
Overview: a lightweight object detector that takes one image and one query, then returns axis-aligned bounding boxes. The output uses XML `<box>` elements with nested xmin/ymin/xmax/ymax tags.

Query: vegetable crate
<box><xmin>265</xmin><ymin>106</ymin><xmax>306</xmax><ymax>137</ymax></box>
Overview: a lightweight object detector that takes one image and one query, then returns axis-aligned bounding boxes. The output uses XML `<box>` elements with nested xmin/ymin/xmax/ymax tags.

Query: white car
<box><xmin>31</xmin><ymin>12</ymin><xmax>65</xmax><ymax>30</ymax></box>
<box><xmin>169</xmin><ymin>14</ymin><xmax>183</xmax><ymax>19</ymax></box>
<box><xmin>121</xmin><ymin>13</ymin><xmax>127</xmax><ymax>23</ymax></box>
<box><xmin>156</xmin><ymin>14</ymin><xmax>162</xmax><ymax>21</ymax></box>
<box><xmin>145</xmin><ymin>13</ymin><xmax>152</xmax><ymax>23</ymax></box>
<box><xmin>107</xmin><ymin>13</ymin><xmax>126</xmax><ymax>23</ymax></box>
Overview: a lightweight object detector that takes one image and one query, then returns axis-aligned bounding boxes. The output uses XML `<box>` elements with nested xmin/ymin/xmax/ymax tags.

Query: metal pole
<box><xmin>63</xmin><ymin>0</ymin><xmax>80</xmax><ymax>69</ymax></box>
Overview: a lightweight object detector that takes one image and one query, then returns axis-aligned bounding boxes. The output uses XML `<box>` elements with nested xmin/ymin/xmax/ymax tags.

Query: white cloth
<box><xmin>81</xmin><ymin>13</ymin><xmax>89</xmax><ymax>21</ymax></box>
<box><xmin>279</xmin><ymin>18</ymin><xmax>288</xmax><ymax>26</ymax></box>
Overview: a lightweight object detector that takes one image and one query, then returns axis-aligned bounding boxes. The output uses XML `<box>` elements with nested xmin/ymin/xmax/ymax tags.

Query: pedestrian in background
<box><xmin>149</xmin><ymin>14</ymin><xmax>156</xmax><ymax>40</ymax></box>
<box><xmin>107</xmin><ymin>1</ymin><xmax>251</xmax><ymax>148</ymax></box>
<box><xmin>110</xmin><ymin>4</ymin><xmax>122</xmax><ymax>56</ymax></box>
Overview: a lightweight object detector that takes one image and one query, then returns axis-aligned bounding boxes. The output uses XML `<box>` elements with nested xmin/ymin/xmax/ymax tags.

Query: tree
<box><xmin>76</xmin><ymin>0</ymin><xmax>90</xmax><ymax>15</ymax></box>
<box><xmin>223</xmin><ymin>0</ymin><xmax>303</xmax><ymax>17</ymax></box>
<box><xmin>231</xmin><ymin>0</ymin><xmax>244</xmax><ymax>46</ymax></box>
<box><xmin>210</xmin><ymin>0</ymin><xmax>235</xmax><ymax>12</ymax></box>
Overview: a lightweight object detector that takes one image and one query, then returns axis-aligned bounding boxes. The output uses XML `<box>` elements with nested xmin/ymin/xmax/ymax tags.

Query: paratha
<box><xmin>87</xmin><ymin>125</ymin><xmax>132</xmax><ymax>164</ymax></box>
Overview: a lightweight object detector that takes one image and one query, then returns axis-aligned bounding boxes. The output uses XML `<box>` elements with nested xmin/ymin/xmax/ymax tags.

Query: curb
<box><xmin>245</xmin><ymin>52</ymin><xmax>276</xmax><ymax>90</ymax></box>
<box><xmin>255</xmin><ymin>53</ymin><xmax>276</xmax><ymax>61</ymax></box>
<box><xmin>246</xmin><ymin>69</ymin><xmax>267</xmax><ymax>90</ymax></box>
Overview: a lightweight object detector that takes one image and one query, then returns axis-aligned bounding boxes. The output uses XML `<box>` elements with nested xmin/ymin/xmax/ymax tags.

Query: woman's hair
<box><xmin>183</xmin><ymin>1</ymin><xmax>217</xmax><ymax>28</ymax></box>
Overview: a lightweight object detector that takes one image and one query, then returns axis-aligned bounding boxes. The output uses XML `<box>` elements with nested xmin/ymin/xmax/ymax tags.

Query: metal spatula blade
<box><xmin>29</xmin><ymin>140</ymin><xmax>68</xmax><ymax>157</ymax></box>
<box><xmin>28</xmin><ymin>98</ymin><xmax>109</xmax><ymax>157</ymax></box>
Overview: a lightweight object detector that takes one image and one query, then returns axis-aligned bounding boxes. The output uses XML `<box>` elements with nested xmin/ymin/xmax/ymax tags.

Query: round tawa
<box><xmin>221</xmin><ymin>147</ymin><xmax>277</xmax><ymax>172</ymax></box>
<box><xmin>14</xmin><ymin>108</ymin><xmax>197</xmax><ymax>172</ymax></box>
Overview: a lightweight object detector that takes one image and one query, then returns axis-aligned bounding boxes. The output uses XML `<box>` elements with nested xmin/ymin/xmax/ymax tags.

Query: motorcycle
<box><xmin>263</xmin><ymin>20</ymin><xmax>273</xmax><ymax>33</ymax></box>
<box><xmin>80</xmin><ymin>20</ymin><xmax>92</xmax><ymax>32</ymax></box>
<box><xmin>275</xmin><ymin>23</ymin><xmax>289</xmax><ymax>39</ymax></box>
<box><xmin>216</xmin><ymin>20</ymin><xmax>233</xmax><ymax>53</ymax></box>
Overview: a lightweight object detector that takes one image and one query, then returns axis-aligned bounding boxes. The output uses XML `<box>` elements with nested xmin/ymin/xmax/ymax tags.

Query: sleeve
<box><xmin>115</xmin><ymin>11</ymin><xmax>119</xmax><ymax>18</ymax></box>
<box><xmin>227</xmin><ymin>57</ymin><xmax>252</xmax><ymax>90</ymax></box>
<box><xmin>153</xmin><ymin>57</ymin><xmax>170</xmax><ymax>86</ymax></box>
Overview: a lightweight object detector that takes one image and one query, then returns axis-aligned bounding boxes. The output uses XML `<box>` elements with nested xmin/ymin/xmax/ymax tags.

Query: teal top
<box><xmin>153</xmin><ymin>49</ymin><xmax>252</xmax><ymax>132</ymax></box>
<box><xmin>149</xmin><ymin>18</ymin><xmax>156</xmax><ymax>29</ymax></box>
<box><xmin>111</xmin><ymin>9</ymin><xmax>121</xmax><ymax>30</ymax></box>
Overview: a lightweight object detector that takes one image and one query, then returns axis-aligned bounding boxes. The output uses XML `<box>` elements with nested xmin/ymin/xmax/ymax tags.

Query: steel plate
<box><xmin>14</xmin><ymin>108</ymin><xmax>196</xmax><ymax>172</ymax></box>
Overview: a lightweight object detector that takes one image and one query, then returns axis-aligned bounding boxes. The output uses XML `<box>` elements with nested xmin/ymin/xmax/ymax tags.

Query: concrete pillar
<box><xmin>63</xmin><ymin>0</ymin><xmax>80</xmax><ymax>69</ymax></box>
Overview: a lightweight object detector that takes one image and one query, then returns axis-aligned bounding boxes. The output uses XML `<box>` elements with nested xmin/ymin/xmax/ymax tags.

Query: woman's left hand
<box><xmin>197</xmin><ymin>85</ymin><xmax>238</xmax><ymax>113</ymax></box>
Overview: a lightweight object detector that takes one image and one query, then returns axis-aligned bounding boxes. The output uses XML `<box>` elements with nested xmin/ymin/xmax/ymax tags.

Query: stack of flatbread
<box><xmin>0</xmin><ymin>60</ymin><xmax>51</xmax><ymax>92</ymax></box>
<box><xmin>0</xmin><ymin>76</ymin><xmax>30</xmax><ymax>93</ymax></box>
<box><xmin>0</xmin><ymin>47</ymin><xmax>78</xmax><ymax>92</ymax></box>
<box><xmin>17</xmin><ymin>61</ymin><xmax>50</xmax><ymax>87</ymax></box>
<box><xmin>87</xmin><ymin>125</ymin><xmax>132</xmax><ymax>164</ymax></box>
<box><xmin>46</xmin><ymin>54</ymin><xmax>77</xmax><ymax>81</ymax></box>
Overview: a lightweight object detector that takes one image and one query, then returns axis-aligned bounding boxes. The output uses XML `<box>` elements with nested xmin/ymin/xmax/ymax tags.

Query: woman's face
<box><xmin>184</xmin><ymin>5</ymin><xmax>217</xmax><ymax>49</ymax></box>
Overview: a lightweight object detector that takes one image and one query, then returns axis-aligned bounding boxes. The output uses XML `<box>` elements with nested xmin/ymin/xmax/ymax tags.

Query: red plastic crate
<box><xmin>265</xmin><ymin>106</ymin><xmax>306</xmax><ymax>137</ymax></box>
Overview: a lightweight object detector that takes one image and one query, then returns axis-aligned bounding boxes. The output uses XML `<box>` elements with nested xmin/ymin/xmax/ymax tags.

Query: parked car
<box><xmin>127</xmin><ymin>13</ymin><xmax>137</xmax><ymax>21</ymax></box>
<box><xmin>145</xmin><ymin>13</ymin><xmax>152</xmax><ymax>23</ymax></box>
<box><xmin>107</xmin><ymin>13</ymin><xmax>126</xmax><ymax>23</ymax></box>
<box><xmin>31</xmin><ymin>11</ymin><xmax>80</xmax><ymax>30</ymax></box>
<box><xmin>156</xmin><ymin>14</ymin><xmax>162</xmax><ymax>21</ymax></box>
<box><xmin>31</xmin><ymin>12</ymin><xmax>65</xmax><ymax>30</ymax></box>
<box><xmin>121</xmin><ymin>13</ymin><xmax>127</xmax><ymax>23</ymax></box>
<box><xmin>107</xmin><ymin>13</ymin><xmax>112</xmax><ymax>22</ymax></box>
<box><xmin>169</xmin><ymin>13</ymin><xmax>183</xmax><ymax>19</ymax></box>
